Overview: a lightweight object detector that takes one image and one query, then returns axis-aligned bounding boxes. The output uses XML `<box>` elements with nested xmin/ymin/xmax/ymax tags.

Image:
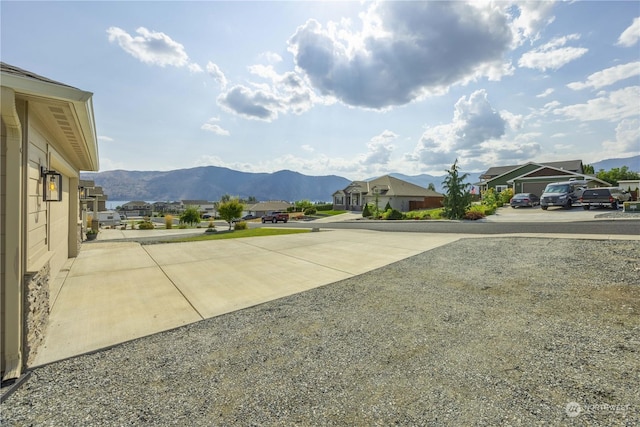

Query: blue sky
<box><xmin>2</xmin><ymin>1</ymin><xmax>639</xmax><ymax>180</ymax></box>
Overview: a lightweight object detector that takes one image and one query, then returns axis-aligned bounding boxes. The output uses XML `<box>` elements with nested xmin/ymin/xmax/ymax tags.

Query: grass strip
<box><xmin>167</xmin><ymin>228</ymin><xmax>310</xmax><ymax>243</ymax></box>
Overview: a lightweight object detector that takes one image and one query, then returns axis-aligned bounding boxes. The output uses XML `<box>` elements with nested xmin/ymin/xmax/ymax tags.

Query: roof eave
<box><xmin>1</xmin><ymin>72</ymin><xmax>100</xmax><ymax>171</ymax></box>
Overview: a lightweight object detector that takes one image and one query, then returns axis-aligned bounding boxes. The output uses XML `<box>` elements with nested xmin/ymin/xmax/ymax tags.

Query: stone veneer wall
<box><xmin>24</xmin><ymin>262</ymin><xmax>50</xmax><ymax>366</ymax></box>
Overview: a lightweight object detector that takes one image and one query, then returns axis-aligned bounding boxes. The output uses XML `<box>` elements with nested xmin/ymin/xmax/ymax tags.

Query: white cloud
<box><xmin>510</xmin><ymin>1</ymin><xmax>557</xmax><ymax>45</ymax></box>
<box><xmin>188</xmin><ymin>63</ymin><xmax>203</xmax><ymax>73</ymax></box>
<box><xmin>536</xmin><ymin>88</ymin><xmax>554</xmax><ymax>98</ymax></box>
<box><xmin>567</xmin><ymin>62</ymin><xmax>640</xmax><ymax>90</ymax></box>
<box><xmin>602</xmin><ymin>118</ymin><xmax>640</xmax><ymax>155</ymax></box>
<box><xmin>201</xmin><ymin>122</ymin><xmax>230</xmax><ymax>136</ymax></box>
<box><xmin>106</xmin><ymin>26</ymin><xmax>200</xmax><ymax>70</ymax></box>
<box><xmin>217</xmin><ymin>68</ymin><xmax>317</xmax><ymax>121</ymax></box>
<box><xmin>518</xmin><ymin>34</ymin><xmax>587</xmax><ymax>71</ymax></box>
<box><xmin>287</xmin><ymin>1</ymin><xmax>514</xmax><ymax>109</ymax></box>
<box><xmin>258</xmin><ymin>51</ymin><xmax>283</xmax><ymax>63</ymax></box>
<box><xmin>617</xmin><ymin>17</ymin><xmax>640</xmax><ymax>47</ymax></box>
<box><xmin>361</xmin><ymin>130</ymin><xmax>397</xmax><ymax>166</ymax></box>
<box><xmin>405</xmin><ymin>89</ymin><xmax>527</xmax><ymax>170</ymax></box>
<box><xmin>206</xmin><ymin>61</ymin><xmax>227</xmax><ymax>87</ymax></box>
<box><xmin>553</xmin><ymin>86</ymin><xmax>640</xmax><ymax>122</ymax></box>
<box><xmin>98</xmin><ymin>135</ymin><xmax>114</xmax><ymax>142</ymax></box>
<box><xmin>301</xmin><ymin>144</ymin><xmax>315</xmax><ymax>152</ymax></box>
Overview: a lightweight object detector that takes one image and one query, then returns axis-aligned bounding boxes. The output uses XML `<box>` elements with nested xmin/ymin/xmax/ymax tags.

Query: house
<box><xmin>333</xmin><ymin>175</ymin><xmax>444</xmax><ymax>212</ymax></box>
<box><xmin>182</xmin><ymin>200</ymin><xmax>215</xmax><ymax>215</ymax></box>
<box><xmin>478</xmin><ymin>160</ymin><xmax>609</xmax><ymax>196</ymax></box>
<box><xmin>618</xmin><ymin>180</ymin><xmax>640</xmax><ymax>201</ymax></box>
<box><xmin>152</xmin><ymin>201</ymin><xmax>182</xmax><ymax>214</ymax></box>
<box><xmin>246</xmin><ymin>201</ymin><xmax>293</xmax><ymax>217</ymax></box>
<box><xmin>1</xmin><ymin>62</ymin><xmax>99</xmax><ymax>380</ymax></box>
<box><xmin>120</xmin><ymin>201</ymin><xmax>152</xmax><ymax>217</ymax></box>
<box><xmin>79</xmin><ymin>179</ymin><xmax>107</xmax><ymax>213</ymax></box>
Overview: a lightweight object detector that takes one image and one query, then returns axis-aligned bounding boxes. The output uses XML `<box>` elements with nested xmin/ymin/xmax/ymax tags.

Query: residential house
<box><xmin>79</xmin><ymin>179</ymin><xmax>107</xmax><ymax>213</ymax></box>
<box><xmin>121</xmin><ymin>201</ymin><xmax>152</xmax><ymax>217</ymax></box>
<box><xmin>333</xmin><ymin>175</ymin><xmax>444</xmax><ymax>212</ymax></box>
<box><xmin>246</xmin><ymin>201</ymin><xmax>293</xmax><ymax>217</ymax></box>
<box><xmin>618</xmin><ymin>180</ymin><xmax>639</xmax><ymax>201</ymax></box>
<box><xmin>152</xmin><ymin>201</ymin><xmax>182</xmax><ymax>214</ymax></box>
<box><xmin>1</xmin><ymin>62</ymin><xmax>99</xmax><ymax>380</ymax></box>
<box><xmin>182</xmin><ymin>200</ymin><xmax>215</xmax><ymax>215</ymax></box>
<box><xmin>478</xmin><ymin>160</ymin><xmax>609</xmax><ymax>196</ymax></box>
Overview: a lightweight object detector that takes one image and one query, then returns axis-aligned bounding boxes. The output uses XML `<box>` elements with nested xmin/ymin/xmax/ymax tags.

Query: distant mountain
<box><xmin>81</xmin><ymin>166</ymin><xmax>351</xmax><ymax>202</ymax></box>
<box><xmin>590</xmin><ymin>155</ymin><xmax>639</xmax><ymax>173</ymax></box>
<box><xmin>82</xmin><ymin>155</ymin><xmax>638</xmax><ymax>203</ymax></box>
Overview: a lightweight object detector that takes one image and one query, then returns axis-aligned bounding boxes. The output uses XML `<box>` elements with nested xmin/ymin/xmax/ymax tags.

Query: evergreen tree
<box><xmin>441</xmin><ymin>159</ymin><xmax>472</xmax><ymax>220</ymax></box>
<box><xmin>362</xmin><ymin>203</ymin><xmax>371</xmax><ymax>218</ymax></box>
<box><xmin>384</xmin><ymin>201</ymin><xmax>392</xmax><ymax>211</ymax></box>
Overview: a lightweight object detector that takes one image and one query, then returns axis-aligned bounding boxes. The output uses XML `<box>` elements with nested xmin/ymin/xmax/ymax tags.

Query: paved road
<box><xmin>275</xmin><ymin>219</ymin><xmax>640</xmax><ymax>235</ymax></box>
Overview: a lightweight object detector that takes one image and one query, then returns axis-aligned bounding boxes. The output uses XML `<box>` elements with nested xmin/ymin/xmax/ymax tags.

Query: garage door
<box><xmin>522</xmin><ymin>182</ymin><xmax>549</xmax><ymax>197</ymax></box>
<box><xmin>49</xmin><ymin>174</ymin><xmax>70</xmax><ymax>278</ymax></box>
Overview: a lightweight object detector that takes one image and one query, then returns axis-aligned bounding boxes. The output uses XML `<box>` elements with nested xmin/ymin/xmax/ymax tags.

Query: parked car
<box><xmin>540</xmin><ymin>180</ymin><xmax>587</xmax><ymax>210</ymax></box>
<box><xmin>241</xmin><ymin>214</ymin><xmax>258</xmax><ymax>220</ymax></box>
<box><xmin>261</xmin><ymin>211</ymin><xmax>289</xmax><ymax>223</ymax></box>
<box><xmin>580</xmin><ymin>187</ymin><xmax>630</xmax><ymax>210</ymax></box>
<box><xmin>510</xmin><ymin>193</ymin><xmax>540</xmax><ymax>208</ymax></box>
<box><xmin>202</xmin><ymin>213</ymin><xmax>214</xmax><ymax>219</ymax></box>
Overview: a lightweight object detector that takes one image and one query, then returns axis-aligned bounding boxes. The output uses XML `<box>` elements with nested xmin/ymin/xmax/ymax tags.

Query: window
<box><xmin>495</xmin><ymin>185</ymin><xmax>508</xmax><ymax>193</ymax></box>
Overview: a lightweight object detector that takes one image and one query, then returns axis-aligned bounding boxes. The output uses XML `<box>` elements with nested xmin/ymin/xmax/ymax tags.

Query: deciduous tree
<box><xmin>218</xmin><ymin>199</ymin><xmax>244</xmax><ymax>230</ymax></box>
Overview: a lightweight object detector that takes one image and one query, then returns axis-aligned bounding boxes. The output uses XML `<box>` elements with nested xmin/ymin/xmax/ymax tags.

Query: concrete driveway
<box><xmin>32</xmin><ymin>209</ymin><xmax>637</xmax><ymax>367</ymax></box>
<box><xmin>484</xmin><ymin>205</ymin><xmax>615</xmax><ymax>222</ymax></box>
<box><xmin>33</xmin><ymin>229</ymin><xmax>467</xmax><ymax>366</ymax></box>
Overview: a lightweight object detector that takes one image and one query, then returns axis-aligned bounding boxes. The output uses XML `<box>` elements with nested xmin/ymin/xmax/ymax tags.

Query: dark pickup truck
<box><xmin>580</xmin><ymin>187</ymin><xmax>630</xmax><ymax>210</ymax></box>
<box><xmin>261</xmin><ymin>211</ymin><xmax>289</xmax><ymax>223</ymax></box>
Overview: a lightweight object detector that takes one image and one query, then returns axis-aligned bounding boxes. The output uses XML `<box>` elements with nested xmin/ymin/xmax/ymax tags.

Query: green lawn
<box><xmin>316</xmin><ymin>210</ymin><xmax>347</xmax><ymax>216</ymax></box>
<box><xmin>168</xmin><ymin>228</ymin><xmax>310</xmax><ymax>242</ymax></box>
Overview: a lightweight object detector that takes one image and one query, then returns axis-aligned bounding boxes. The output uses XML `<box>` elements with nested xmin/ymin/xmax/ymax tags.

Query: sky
<box><xmin>2</xmin><ymin>1</ymin><xmax>639</xmax><ymax>180</ymax></box>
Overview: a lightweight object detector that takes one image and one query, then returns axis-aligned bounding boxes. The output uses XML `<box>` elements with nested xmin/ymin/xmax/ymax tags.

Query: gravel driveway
<box><xmin>2</xmin><ymin>237</ymin><xmax>639</xmax><ymax>426</ymax></box>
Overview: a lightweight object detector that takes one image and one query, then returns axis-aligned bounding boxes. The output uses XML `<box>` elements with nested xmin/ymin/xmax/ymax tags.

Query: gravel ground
<box><xmin>2</xmin><ymin>237</ymin><xmax>639</xmax><ymax>426</ymax></box>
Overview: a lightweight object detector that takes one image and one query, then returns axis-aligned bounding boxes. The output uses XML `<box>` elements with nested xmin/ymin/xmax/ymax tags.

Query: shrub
<box><xmin>468</xmin><ymin>204</ymin><xmax>495</xmax><ymax>216</ymax></box>
<box><xmin>499</xmin><ymin>188</ymin><xmax>514</xmax><ymax>205</ymax></box>
<box><xmin>234</xmin><ymin>221</ymin><xmax>248</xmax><ymax>230</ymax></box>
<box><xmin>482</xmin><ymin>188</ymin><xmax>497</xmax><ymax>208</ymax></box>
<box><xmin>180</xmin><ymin>206</ymin><xmax>201</xmax><ymax>227</ymax></box>
<box><xmin>387</xmin><ymin>209</ymin><xmax>403</xmax><ymax>220</ymax></box>
<box><xmin>384</xmin><ymin>201</ymin><xmax>392</xmax><ymax>211</ymax></box>
<box><xmin>165</xmin><ymin>214</ymin><xmax>174</xmax><ymax>229</ymax></box>
<box><xmin>178</xmin><ymin>224</ymin><xmax>187</xmax><ymax>229</ymax></box>
<box><xmin>315</xmin><ymin>203</ymin><xmax>333</xmax><ymax>211</ymax></box>
<box><xmin>464</xmin><ymin>210</ymin><xmax>485</xmax><ymax>220</ymax></box>
<box><xmin>362</xmin><ymin>203</ymin><xmax>372</xmax><ymax>218</ymax></box>
<box><xmin>138</xmin><ymin>221</ymin><xmax>155</xmax><ymax>230</ymax></box>
<box><xmin>304</xmin><ymin>207</ymin><xmax>317</xmax><ymax>215</ymax></box>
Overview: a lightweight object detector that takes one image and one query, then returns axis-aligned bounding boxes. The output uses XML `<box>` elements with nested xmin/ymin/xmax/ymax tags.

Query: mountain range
<box><xmin>81</xmin><ymin>155</ymin><xmax>639</xmax><ymax>202</ymax></box>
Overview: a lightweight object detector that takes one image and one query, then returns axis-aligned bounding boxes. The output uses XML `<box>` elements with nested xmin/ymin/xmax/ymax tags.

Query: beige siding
<box><xmin>48</xmin><ymin>175</ymin><xmax>70</xmax><ymax>276</ymax></box>
<box><xmin>1</xmin><ymin>119</ymin><xmax>6</xmax><ymax>373</ymax></box>
<box><xmin>26</xmin><ymin>125</ymin><xmax>49</xmax><ymax>271</ymax></box>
